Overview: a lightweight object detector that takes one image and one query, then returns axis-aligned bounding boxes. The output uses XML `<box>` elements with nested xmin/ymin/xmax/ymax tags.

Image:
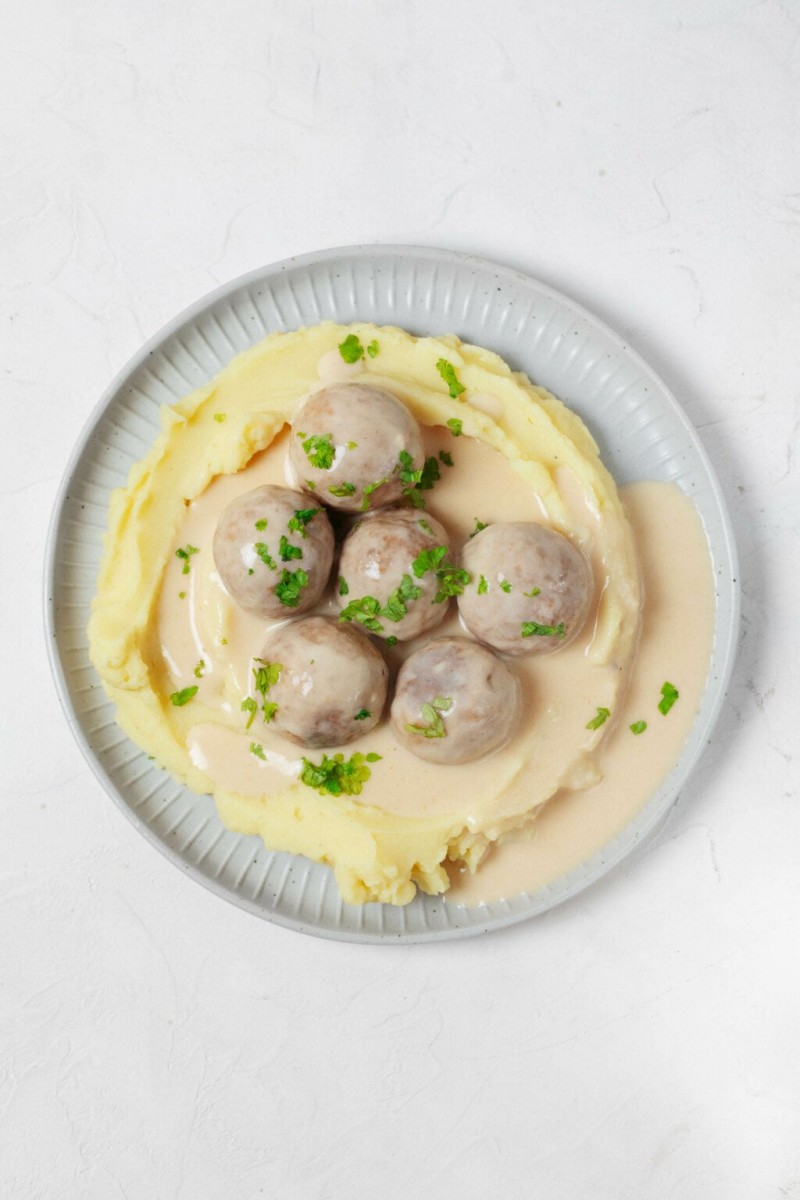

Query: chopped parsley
<box><xmin>417</xmin><ymin>518</ymin><xmax>434</xmax><ymax>535</ymax></box>
<box><xmin>274</xmin><ymin>568</ymin><xmax>309</xmax><ymax>608</ymax></box>
<box><xmin>251</xmin><ymin>658</ymin><xmax>283</xmax><ymax>724</ymax></box>
<box><xmin>254</xmin><ymin>518</ymin><xmax>268</xmax><ymax>531</ymax></box>
<box><xmin>329</xmin><ymin>481</ymin><xmax>356</xmax><ymax>497</ymax></box>
<box><xmin>170</xmin><ymin>686</ymin><xmax>198</xmax><ymax>707</ymax></box>
<box><xmin>250</xmin><ymin>742</ymin><xmax>266</xmax><ymax>760</ymax></box>
<box><xmin>477</xmin><ymin>575</ymin><xmax>489</xmax><ymax>595</ymax></box>
<box><xmin>586</xmin><ymin>707</ymin><xmax>611</xmax><ymax>731</ymax></box>
<box><xmin>499</xmin><ymin>580</ymin><xmax>512</xmax><ymax>593</ymax></box>
<box><xmin>338</xmin><ymin>334</ymin><xmax>364</xmax><ymax>363</ymax></box>
<box><xmin>193</xmin><ymin>659</ymin><xmax>206</xmax><ymax>679</ymax></box>
<box><xmin>630</xmin><ymin>720</ymin><xmax>648</xmax><ymax>735</ymax></box>
<box><xmin>360</xmin><ymin>477</ymin><xmax>389</xmax><ymax>511</ymax></box>
<box><xmin>213</xmin><ymin>412</ymin><xmax>226</xmax><ymax>423</ymax></box>
<box><xmin>305</xmin><ymin>479</ymin><xmax>317</xmax><ymax>490</ymax></box>
<box><xmin>300</xmin><ymin>432</ymin><xmax>335</xmax><ymax>470</ymax></box>
<box><xmin>658</xmin><ymin>682</ymin><xmax>680</xmax><ymax>715</ymax></box>
<box><xmin>254</xmin><ymin>542</ymin><xmax>276</xmax><ymax>570</ymax></box>
<box><xmin>523</xmin><ymin>586</ymin><xmax>542</xmax><ymax>597</ymax></box>
<box><xmin>386</xmin><ymin>636</ymin><xmax>398</xmax><ymax>647</ymax></box>
<box><xmin>178</xmin><ymin>590</ymin><xmax>186</xmax><ymax>600</ymax></box>
<box><xmin>338</xmin><ymin>576</ymin><xmax>349</xmax><ymax>596</ymax></box>
<box><xmin>469</xmin><ymin>519</ymin><xmax>487</xmax><ymax>537</ymax></box>
<box><xmin>436</xmin><ymin>357</ymin><xmax>466</xmax><ymax>399</ymax></box>
<box><xmin>366</xmin><ymin>339</ymin><xmax>379</xmax><ymax>358</ymax></box>
<box><xmin>382</xmin><ymin>574</ymin><xmax>423</xmax><ymax>623</ymax></box>
<box><xmin>175</xmin><ymin>544</ymin><xmax>199</xmax><ymax>574</ymax></box>
<box><xmin>354</xmin><ymin>709</ymin><xmax>371</xmax><ymax>721</ymax></box>
<box><xmin>279</xmin><ymin>534</ymin><xmax>303</xmax><ymax>562</ymax></box>
<box><xmin>446</xmin><ymin>418</ymin><xmax>463</xmax><ymax>437</ymax></box>
<box><xmin>411</xmin><ymin>544</ymin><xmax>447</xmax><ymax>578</ymax></box>
<box><xmin>240</xmin><ymin>697</ymin><xmax>258</xmax><ymax>730</ymax></box>
<box><xmin>300</xmin><ymin>751</ymin><xmax>380</xmax><ymax>797</ymax></box>
<box><xmin>288</xmin><ymin>508</ymin><xmax>319</xmax><ymax>538</ymax></box>
<box><xmin>405</xmin><ymin>696</ymin><xmax>452</xmax><ymax>739</ymax></box>
<box><xmin>439</xmin><ymin>450</ymin><xmax>454</xmax><ymax>467</ymax></box>
<box><xmin>339</xmin><ymin>595</ymin><xmax>384</xmax><ymax>634</ymax></box>
<box><xmin>347</xmin><ymin>440</ymin><xmax>358</xmax><ymax>449</ymax></box>
<box><xmin>398</xmin><ymin>450</ymin><xmax>441</xmax><ymax>508</ymax></box>
<box><xmin>521</xmin><ymin>620</ymin><xmax>566</xmax><ymax>639</ymax></box>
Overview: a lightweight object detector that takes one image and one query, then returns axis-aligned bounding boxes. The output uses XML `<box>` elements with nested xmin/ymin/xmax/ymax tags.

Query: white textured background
<box><xmin>3</xmin><ymin>1</ymin><xmax>799</xmax><ymax>1197</ymax></box>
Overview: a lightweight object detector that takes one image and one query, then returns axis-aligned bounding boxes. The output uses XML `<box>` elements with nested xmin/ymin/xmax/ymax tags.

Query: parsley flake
<box><xmin>439</xmin><ymin>450</ymin><xmax>454</xmax><ymax>467</ymax></box>
<box><xmin>382</xmin><ymin>574</ymin><xmax>423</xmax><ymax>623</ymax></box>
<box><xmin>338</xmin><ymin>576</ymin><xmax>349</xmax><ymax>596</ymax></box>
<box><xmin>338</xmin><ymin>334</ymin><xmax>364</xmax><ymax>364</ymax></box>
<box><xmin>170</xmin><ymin>686</ymin><xmax>198</xmax><ymax>707</ymax></box>
<box><xmin>300</xmin><ymin>751</ymin><xmax>379</xmax><ymax>797</ymax></box>
<box><xmin>254</xmin><ymin>542</ymin><xmax>276</xmax><ymax>570</ymax></box>
<box><xmin>360</xmin><ymin>477</ymin><xmax>389</xmax><ymax>511</ymax></box>
<box><xmin>339</xmin><ymin>595</ymin><xmax>384</xmax><ymax>634</ymax></box>
<box><xmin>499</xmin><ymin>580</ymin><xmax>512</xmax><ymax>593</ymax></box>
<box><xmin>469</xmin><ymin>519</ymin><xmax>487</xmax><ymax>538</ymax></box>
<box><xmin>193</xmin><ymin>659</ymin><xmax>206</xmax><ymax>679</ymax></box>
<box><xmin>411</xmin><ymin>544</ymin><xmax>447</xmax><ymax>578</ymax></box>
<box><xmin>446</xmin><ymin>418</ymin><xmax>463</xmax><ymax>437</ymax></box>
<box><xmin>178</xmin><ymin>590</ymin><xmax>186</xmax><ymax>599</ymax></box>
<box><xmin>213</xmin><ymin>413</ymin><xmax>226</xmax><ymax>423</ymax></box>
<box><xmin>630</xmin><ymin>720</ymin><xmax>648</xmax><ymax>735</ymax></box>
<box><xmin>386</xmin><ymin>636</ymin><xmax>398</xmax><ymax>647</ymax></box>
<box><xmin>250</xmin><ymin>658</ymin><xmax>283</xmax><ymax>724</ymax></box>
<box><xmin>241</xmin><ymin>697</ymin><xmax>258</xmax><ymax>730</ymax></box>
<box><xmin>354</xmin><ymin>709</ymin><xmax>371</xmax><ymax>721</ymax></box>
<box><xmin>300</xmin><ymin>432</ymin><xmax>335</xmax><ymax>470</ymax></box>
<box><xmin>175</xmin><ymin>544</ymin><xmax>199</xmax><ymax>574</ymax></box>
<box><xmin>521</xmin><ymin>620</ymin><xmax>566</xmax><ymax>639</ymax></box>
<box><xmin>254</xmin><ymin>518</ymin><xmax>268</xmax><ymax>531</ymax></box>
<box><xmin>279</xmin><ymin>534</ymin><xmax>303</xmax><ymax>562</ymax></box>
<box><xmin>250</xmin><ymin>742</ymin><xmax>266</xmax><ymax>760</ymax></box>
<box><xmin>523</xmin><ymin>586</ymin><xmax>542</xmax><ymax>597</ymax></box>
<box><xmin>658</xmin><ymin>682</ymin><xmax>680</xmax><ymax>715</ymax></box>
<box><xmin>477</xmin><ymin>575</ymin><xmax>489</xmax><ymax>595</ymax></box>
<box><xmin>586</xmin><ymin>707</ymin><xmax>611</xmax><ymax>731</ymax></box>
<box><xmin>405</xmin><ymin>696</ymin><xmax>452</xmax><ymax>739</ymax></box>
<box><xmin>275</xmin><ymin>568</ymin><xmax>309</xmax><ymax>608</ymax></box>
<box><xmin>288</xmin><ymin>508</ymin><xmax>319</xmax><ymax>538</ymax></box>
<box><xmin>366</xmin><ymin>339</ymin><xmax>379</xmax><ymax>358</ymax></box>
<box><xmin>436</xmin><ymin>358</ymin><xmax>466</xmax><ymax>399</ymax></box>
<box><xmin>329</xmin><ymin>481</ymin><xmax>356</xmax><ymax>497</ymax></box>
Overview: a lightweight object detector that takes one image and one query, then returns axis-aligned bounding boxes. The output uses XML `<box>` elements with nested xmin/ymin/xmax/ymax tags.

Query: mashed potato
<box><xmin>89</xmin><ymin>323</ymin><xmax>641</xmax><ymax>905</ymax></box>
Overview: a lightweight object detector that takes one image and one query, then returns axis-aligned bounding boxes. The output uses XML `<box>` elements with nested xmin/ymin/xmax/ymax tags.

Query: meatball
<box><xmin>337</xmin><ymin>508</ymin><xmax>455</xmax><ymax>642</ymax></box>
<box><xmin>251</xmin><ymin>616</ymin><xmax>388</xmax><ymax>748</ymax></box>
<box><xmin>457</xmin><ymin>522</ymin><xmax>593</xmax><ymax>656</ymax></box>
<box><xmin>288</xmin><ymin>382</ymin><xmax>424</xmax><ymax>512</ymax></box>
<box><xmin>213</xmin><ymin>485</ymin><xmax>334</xmax><ymax>618</ymax></box>
<box><xmin>391</xmin><ymin>637</ymin><xmax>521</xmax><ymax>765</ymax></box>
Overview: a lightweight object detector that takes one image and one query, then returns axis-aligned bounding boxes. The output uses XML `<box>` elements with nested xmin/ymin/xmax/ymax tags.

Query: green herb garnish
<box><xmin>477</xmin><ymin>575</ymin><xmax>489</xmax><ymax>595</ymax></box>
<box><xmin>254</xmin><ymin>518</ymin><xmax>268</xmax><ymax>531</ymax></box>
<box><xmin>251</xmin><ymin>658</ymin><xmax>283</xmax><ymax>724</ymax></box>
<box><xmin>386</xmin><ymin>636</ymin><xmax>398</xmax><ymax>647</ymax></box>
<box><xmin>300</xmin><ymin>432</ymin><xmax>335</xmax><ymax>470</ymax></box>
<box><xmin>523</xmin><ymin>586</ymin><xmax>542</xmax><ymax>597</ymax></box>
<box><xmin>193</xmin><ymin>659</ymin><xmax>206</xmax><ymax>679</ymax></box>
<box><xmin>630</xmin><ymin>720</ymin><xmax>648</xmax><ymax>735</ymax></box>
<box><xmin>382</xmin><ymin>574</ymin><xmax>423</xmax><ymax>623</ymax></box>
<box><xmin>175</xmin><ymin>544</ymin><xmax>199</xmax><ymax>574</ymax></box>
<box><xmin>170</xmin><ymin>686</ymin><xmax>198</xmax><ymax>707</ymax></box>
<box><xmin>446</xmin><ymin>418</ymin><xmax>463</xmax><ymax>437</ymax></box>
<box><xmin>254</xmin><ymin>542</ymin><xmax>276</xmax><ymax>570</ymax></box>
<box><xmin>405</xmin><ymin>696</ymin><xmax>452</xmax><ymax>739</ymax></box>
<box><xmin>439</xmin><ymin>450</ymin><xmax>454</xmax><ymax>468</ymax></box>
<box><xmin>417</xmin><ymin>518</ymin><xmax>434</xmax><ymax>535</ymax></box>
<box><xmin>279</xmin><ymin>534</ymin><xmax>303</xmax><ymax>562</ymax></box>
<box><xmin>339</xmin><ymin>595</ymin><xmax>384</xmax><ymax>634</ymax></box>
<box><xmin>288</xmin><ymin>508</ymin><xmax>319</xmax><ymax>538</ymax></box>
<box><xmin>658</xmin><ymin>682</ymin><xmax>679</xmax><ymax>715</ymax></box>
<box><xmin>338</xmin><ymin>576</ymin><xmax>349</xmax><ymax>596</ymax></box>
<box><xmin>411</xmin><ymin>544</ymin><xmax>447</xmax><ymax>578</ymax></box>
<box><xmin>469</xmin><ymin>519</ymin><xmax>487</xmax><ymax>538</ymax></box>
<box><xmin>360</xmin><ymin>477</ymin><xmax>389</xmax><ymax>511</ymax></box>
<box><xmin>499</xmin><ymin>580</ymin><xmax>512</xmax><ymax>593</ymax></box>
<box><xmin>436</xmin><ymin>358</ymin><xmax>466</xmax><ymax>399</ymax></box>
<box><xmin>354</xmin><ymin>709</ymin><xmax>371</xmax><ymax>721</ymax></box>
<box><xmin>213</xmin><ymin>413</ymin><xmax>226</xmax><ymax>423</ymax></box>
<box><xmin>432</xmin><ymin>563</ymin><xmax>470</xmax><ymax>603</ymax></box>
<box><xmin>521</xmin><ymin>620</ymin><xmax>566</xmax><ymax>639</ymax></box>
<box><xmin>338</xmin><ymin>334</ymin><xmax>364</xmax><ymax>364</ymax></box>
<box><xmin>586</xmin><ymin>707</ymin><xmax>611</xmax><ymax>731</ymax></box>
<box><xmin>398</xmin><ymin>450</ymin><xmax>441</xmax><ymax>508</ymax></box>
<box><xmin>274</xmin><ymin>568</ymin><xmax>309</xmax><ymax>607</ymax></box>
<box><xmin>329</xmin><ymin>481</ymin><xmax>356</xmax><ymax>497</ymax></box>
<box><xmin>366</xmin><ymin>339</ymin><xmax>379</xmax><ymax>358</ymax></box>
<box><xmin>250</xmin><ymin>742</ymin><xmax>266</xmax><ymax>760</ymax></box>
<box><xmin>178</xmin><ymin>590</ymin><xmax>186</xmax><ymax>599</ymax></box>
<box><xmin>241</xmin><ymin>697</ymin><xmax>258</xmax><ymax>730</ymax></box>
<box><xmin>300</xmin><ymin>751</ymin><xmax>380</xmax><ymax>797</ymax></box>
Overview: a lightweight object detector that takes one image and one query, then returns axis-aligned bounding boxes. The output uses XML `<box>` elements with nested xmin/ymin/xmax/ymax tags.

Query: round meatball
<box><xmin>254</xmin><ymin>617</ymin><xmax>388</xmax><ymax>748</ymax></box>
<box><xmin>391</xmin><ymin>637</ymin><xmax>521</xmax><ymax>765</ymax></box>
<box><xmin>288</xmin><ymin>382</ymin><xmax>424</xmax><ymax>512</ymax></box>
<box><xmin>337</xmin><ymin>508</ymin><xmax>454</xmax><ymax>642</ymax></box>
<box><xmin>457</xmin><ymin>522</ymin><xmax>593</xmax><ymax>656</ymax></box>
<box><xmin>213</xmin><ymin>485</ymin><xmax>334</xmax><ymax>618</ymax></box>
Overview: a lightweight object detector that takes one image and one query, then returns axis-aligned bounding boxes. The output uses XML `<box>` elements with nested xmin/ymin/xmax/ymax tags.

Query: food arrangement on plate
<box><xmin>88</xmin><ymin>320</ymin><xmax>715</xmax><ymax>907</ymax></box>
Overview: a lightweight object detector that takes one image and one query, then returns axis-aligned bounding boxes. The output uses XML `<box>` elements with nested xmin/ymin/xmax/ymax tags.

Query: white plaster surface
<box><xmin>2</xmin><ymin>1</ymin><xmax>799</xmax><ymax>1196</ymax></box>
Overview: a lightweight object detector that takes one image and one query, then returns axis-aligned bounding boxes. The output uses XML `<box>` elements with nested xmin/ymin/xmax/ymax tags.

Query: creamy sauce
<box><xmin>445</xmin><ymin>480</ymin><xmax>715</xmax><ymax>903</ymax></box>
<box><xmin>157</xmin><ymin>424</ymin><xmax>630</xmax><ymax>830</ymax></box>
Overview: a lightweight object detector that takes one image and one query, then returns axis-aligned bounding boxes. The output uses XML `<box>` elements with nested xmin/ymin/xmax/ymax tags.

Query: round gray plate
<box><xmin>44</xmin><ymin>245</ymin><xmax>739</xmax><ymax>942</ymax></box>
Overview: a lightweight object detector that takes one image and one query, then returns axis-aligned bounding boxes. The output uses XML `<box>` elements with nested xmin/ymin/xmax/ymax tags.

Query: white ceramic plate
<box><xmin>45</xmin><ymin>245</ymin><xmax>739</xmax><ymax>943</ymax></box>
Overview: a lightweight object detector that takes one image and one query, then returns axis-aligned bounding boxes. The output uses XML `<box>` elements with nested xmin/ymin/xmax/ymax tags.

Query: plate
<box><xmin>44</xmin><ymin>245</ymin><xmax>739</xmax><ymax>942</ymax></box>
